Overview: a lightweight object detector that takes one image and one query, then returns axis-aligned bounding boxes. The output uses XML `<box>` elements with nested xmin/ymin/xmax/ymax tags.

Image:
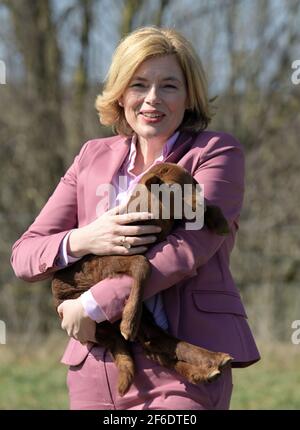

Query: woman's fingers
<box><xmin>111</xmin><ymin>232</ymin><xmax>159</xmax><ymax>255</ymax></box>
<box><xmin>115</xmin><ymin>212</ymin><xmax>154</xmax><ymax>224</ymax></box>
<box><xmin>113</xmin><ymin>245</ymin><xmax>149</xmax><ymax>255</ymax></box>
<box><xmin>131</xmin><ymin>235</ymin><xmax>158</xmax><ymax>245</ymax></box>
<box><xmin>118</xmin><ymin>224</ymin><xmax>162</xmax><ymax>236</ymax></box>
<box><xmin>85</xmin><ymin>205</ymin><xmax>161</xmax><ymax>256</ymax></box>
<box><xmin>114</xmin><ymin>234</ymin><xmax>157</xmax><ymax>247</ymax></box>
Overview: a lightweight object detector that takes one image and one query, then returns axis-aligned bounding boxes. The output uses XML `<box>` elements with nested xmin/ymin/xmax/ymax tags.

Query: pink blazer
<box><xmin>11</xmin><ymin>130</ymin><xmax>260</xmax><ymax>368</ymax></box>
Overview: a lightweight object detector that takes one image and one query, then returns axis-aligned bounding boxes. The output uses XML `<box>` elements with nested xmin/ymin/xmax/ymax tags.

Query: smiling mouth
<box><xmin>139</xmin><ymin>112</ymin><xmax>165</xmax><ymax>121</ymax></box>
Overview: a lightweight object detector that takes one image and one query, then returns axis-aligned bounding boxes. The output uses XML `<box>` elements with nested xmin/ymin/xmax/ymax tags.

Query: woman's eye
<box><xmin>130</xmin><ymin>83</ymin><xmax>144</xmax><ymax>88</ymax></box>
<box><xmin>129</xmin><ymin>83</ymin><xmax>177</xmax><ymax>89</ymax></box>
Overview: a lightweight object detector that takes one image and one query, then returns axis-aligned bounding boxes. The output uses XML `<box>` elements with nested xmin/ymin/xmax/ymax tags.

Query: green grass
<box><xmin>0</xmin><ymin>334</ymin><xmax>69</xmax><ymax>410</ymax></box>
<box><xmin>231</xmin><ymin>343</ymin><xmax>300</xmax><ymax>410</ymax></box>
<box><xmin>232</xmin><ymin>368</ymin><xmax>300</xmax><ymax>410</ymax></box>
<box><xmin>0</xmin><ymin>357</ymin><xmax>68</xmax><ymax>409</ymax></box>
<box><xmin>1</xmin><ymin>337</ymin><xmax>300</xmax><ymax>409</ymax></box>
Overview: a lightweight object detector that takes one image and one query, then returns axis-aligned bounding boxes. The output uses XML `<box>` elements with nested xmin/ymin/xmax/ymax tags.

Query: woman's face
<box><xmin>120</xmin><ymin>55</ymin><xmax>188</xmax><ymax>144</ymax></box>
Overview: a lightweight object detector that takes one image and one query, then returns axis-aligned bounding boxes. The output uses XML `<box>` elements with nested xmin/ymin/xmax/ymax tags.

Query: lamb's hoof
<box><xmin>120</xmin><ymin>320</ymin><xmax>138</xmax><ymax>342</ymax></box>
<box><xmin>118</xmin><ymin>377</ymin><xmax>132</xmax><ymax>397</ymax></box>
<box><xmin>175</xmin><ymin>362</ymin><xmax>215</xmax><ymax>385</ymax></box>
<box><xmin>218</xmin><ymin>355</ymin><xmax>233</xmax><ymax>370</ymax></box>
<box><xmin>120</xmin><ymin>329</ymin><xmax>129</xmax><ymax>341</ymax></box>
<box><xmin>207</xmin><ymin>368</ymin><xmax>221</xmax><ymax>383</ymax></box>
<box><xmin>117</xmin><ymin>365</ymin><xmax>135</xmax><ymax>397</ymax></box>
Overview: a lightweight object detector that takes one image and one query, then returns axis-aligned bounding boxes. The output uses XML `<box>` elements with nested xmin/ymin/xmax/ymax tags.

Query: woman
<box><xmin>11</xmin><ymin>26</ymin><xmax>260</xmax><ymax>410</ymax></box>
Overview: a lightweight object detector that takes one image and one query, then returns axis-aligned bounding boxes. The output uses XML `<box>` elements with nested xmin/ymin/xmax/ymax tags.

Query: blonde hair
<box><xmin>95</xmin><ymin>26</ymin><xmax>212</xmax><ymax>136</ymax></box>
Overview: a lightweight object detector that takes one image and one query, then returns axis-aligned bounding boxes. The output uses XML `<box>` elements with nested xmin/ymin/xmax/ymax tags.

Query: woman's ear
<box><xmin>118</xmin><ymin>98</ymin><xmax>124</xmax><ymax>107</ymax></box>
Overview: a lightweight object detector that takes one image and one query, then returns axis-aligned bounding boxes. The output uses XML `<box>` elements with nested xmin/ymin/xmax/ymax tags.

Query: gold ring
<box><xmin>121</xmin><ymin>236</ymin><xmax>131</xmax><ymax>249</ymax></box>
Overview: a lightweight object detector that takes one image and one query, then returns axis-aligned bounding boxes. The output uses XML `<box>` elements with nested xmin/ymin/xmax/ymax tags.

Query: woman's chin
<box><xmin>136</xmin><ymin>125</ymin><xmax>171</xmax><ymax>140</ymax></box>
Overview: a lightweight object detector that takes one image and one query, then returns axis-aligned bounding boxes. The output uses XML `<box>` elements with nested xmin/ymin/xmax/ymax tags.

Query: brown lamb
<box><xmin>52</xmin><ymin>162</ymin><xmax>233</xmax><ymax>396</ymax></box>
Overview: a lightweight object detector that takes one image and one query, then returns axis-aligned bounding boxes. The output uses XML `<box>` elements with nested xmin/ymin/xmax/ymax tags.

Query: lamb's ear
<box><xmin>204</xmin><ymin>205</ymin><xmax>230</xmax><ymax>235</ymax></box>
<box><xmin>144</xmin><ymin>175</ymin><xmax>164</xmax><ymax>191</ymax></box>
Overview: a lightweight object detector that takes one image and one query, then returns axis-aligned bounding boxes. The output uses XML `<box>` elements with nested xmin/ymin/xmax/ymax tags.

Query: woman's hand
<box><xmin>67</xmin><ymin>202</ymin><xmax>161</xmax><ymax>258</ymax></box>
<box><xmin>57</xmin><ymin>298</ymin><xmax>97</xmax><ymax>344</ymax></box>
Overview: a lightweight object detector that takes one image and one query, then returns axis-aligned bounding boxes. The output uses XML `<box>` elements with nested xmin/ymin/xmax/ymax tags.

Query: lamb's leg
<box><xmin>138</xmin><ymin>309</ymin><xmax>232</xmax><ymax>380</ymax></box>
<box><xmin>119</xmin><ymin>256</ymin><xmax>151</xmax><ymax>341</ymax></box>
<box><xmin>95</xmin><ymin>321</ymin><xmax>135</xmax><ymax>397</ymax></box>
<box><xmin>110</xmin><ymin>337</ymin><xmax>135</xmax><ymax>397</ymax></box>
<box><xmin>143</xmin><ymin>335</ymin><xmax>232</xmax><ymax>371</ymax></box>
<box><xmin>144</xmin><ymin>351</ymin><xmax>221</xmax><ymax>384</ymax></box>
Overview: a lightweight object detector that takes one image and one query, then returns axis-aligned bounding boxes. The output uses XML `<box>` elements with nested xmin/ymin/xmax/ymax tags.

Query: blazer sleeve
<box><xmin>10</xmin><ymin>140</ymin><xmax>91</xmax><ymax>282</ymax></box>
<box><xmin>90</xmin><ymin>133</ymin><xmax>245</xmax><ymax>323</ymax></box>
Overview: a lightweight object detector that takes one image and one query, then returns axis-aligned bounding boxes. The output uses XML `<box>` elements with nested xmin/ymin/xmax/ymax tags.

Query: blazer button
<box><xmin>39</xmin><ymin>263</ymin><xmax>47</xmax><ymax>273</ymax></box>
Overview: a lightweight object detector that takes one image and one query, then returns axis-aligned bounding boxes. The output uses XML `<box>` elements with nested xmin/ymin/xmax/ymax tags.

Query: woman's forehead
<box><xmin>132</xmin><ymin>55</ymin><xmax>184</xmax><ymax>80</ymax></box>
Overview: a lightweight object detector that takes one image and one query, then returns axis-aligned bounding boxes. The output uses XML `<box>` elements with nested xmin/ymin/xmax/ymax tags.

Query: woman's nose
<box><xmin>145</xmin><ymin>85</ymin><xmax>161</xmax><ymax>104</ymax></box>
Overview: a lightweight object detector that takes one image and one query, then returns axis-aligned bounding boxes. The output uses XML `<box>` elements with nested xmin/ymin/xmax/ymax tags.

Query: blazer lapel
<box><xmin>164</xmin><ymin>131</ymin><xmax>194</xmax><ymax>163</ymax></box>
<box><xmin>94</xmin><ymin>136</ymin><xmax>131</xmax><ymax>215</ymax></box>
<box><xmin>103</xmin><ymin>135</ymin><xmax>131</xmax><ymax>182</ymax></box>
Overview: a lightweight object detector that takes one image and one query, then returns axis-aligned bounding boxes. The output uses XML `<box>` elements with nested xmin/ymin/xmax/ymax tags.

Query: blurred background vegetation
<box><xmin>0</xmin><ymin>0</ymin><xmax>300</xmax><ymax>409</ymax></box>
